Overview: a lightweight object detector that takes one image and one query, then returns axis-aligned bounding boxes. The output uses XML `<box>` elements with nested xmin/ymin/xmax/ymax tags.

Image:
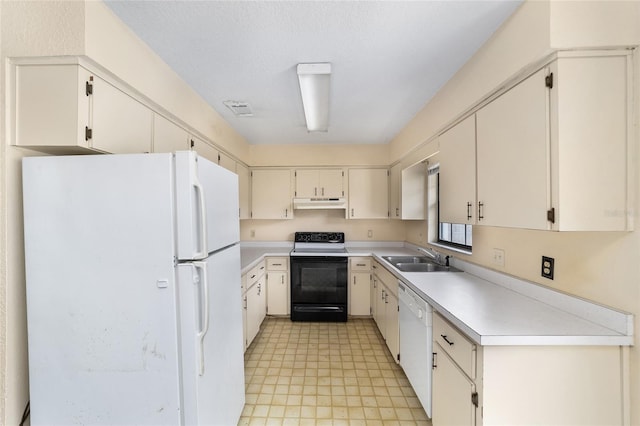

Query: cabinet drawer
<box><xmin>350</xmin><ymin>257</ymin><xmax>372</xmax><ymax>271</ymax></box>
<box><xmin>266</xmin><ymin>257</ymin><xmax>288</xmax><ymax>271</ymax></box>
<box><xmin>247</xmin><ymin>260</ymin><xmax>266</xmax><ymax>285</ymax></box>
<box><xmin>433</xmin><ymin>313</ymin><xmax>476</xmax><ymax>379</ymax></box>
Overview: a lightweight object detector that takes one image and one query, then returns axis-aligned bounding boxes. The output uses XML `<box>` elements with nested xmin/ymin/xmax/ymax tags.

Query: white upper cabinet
<box><xmin>348</xmin><ymin>168</ymin><xmax>389</xmax><ymax>219</ymax></box>
<box><xmin>401</xmin><ymin>163</ymin><xmax>427</xmax><ymax>220</ymax></box>
<box><xmin>549</xmin><ymin>53</ymin><xmax>631</xmax><ymax>231</ymax></box>
<box><xmin>237</xmin><ymin>163</ymin><xmax>251</xmax><ymax>220</ymax></box>
<box><xmin>295</xmin><ymin>169</ymin><xmax>344</xmax><ymax>198</ymax></box>
<box><xmin>190</xmin><ymin>136</ymin><xmax>218</xmax><ymax>164</ymax></box>
<box><xmin>152</xmin><ymin>114</ymin><xmax>189</xmax><ymax>153</ymax></box>
<box><xmin>14</xmin><ymin>63</ymin><xmax>152</xmax><ymax>154</ymax></box>
<box><xmin>474</xmin><ymin>50</ymin><xmax>632</xmax><ymax>231</ymax></box>
<box><xmin>251</xmin><ymin>169</ymin><xmax>293</xmax><ymax>219</ymax></box>
<box><xmin>389</xmin><ymin>163</ymin><xmax>401</xmax><ymax>219</ymax></box>
<box><xmin>439</xmin><ymin>115</ymin><xmax>477</xmax><ymax>224</ymax></box>
<box><xmin>476</xmin><ymin>68</ymin><xmax>549</xmax><ymax>230</ymax></box>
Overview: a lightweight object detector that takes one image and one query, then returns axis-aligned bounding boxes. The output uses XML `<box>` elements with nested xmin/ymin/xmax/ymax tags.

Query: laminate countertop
<box><xmin>239</xmin><ymin>242</ymin><xmax>633</xmax><ymax>347</ymax></box>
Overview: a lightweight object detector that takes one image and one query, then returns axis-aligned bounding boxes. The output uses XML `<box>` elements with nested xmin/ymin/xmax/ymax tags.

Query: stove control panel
<box><xmin>294</xmin><ymin>232</ymin><xmax>345</xmax><ymax>244</ymax></box>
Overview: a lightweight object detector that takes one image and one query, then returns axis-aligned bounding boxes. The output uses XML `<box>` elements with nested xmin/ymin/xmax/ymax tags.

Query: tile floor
<box><xmin>238</xmin><ymin>317</ymin><xmax>431</xmax><ymax>426</ymax></box>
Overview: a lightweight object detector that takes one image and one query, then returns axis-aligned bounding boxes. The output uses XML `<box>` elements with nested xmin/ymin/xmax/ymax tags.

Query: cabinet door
<box><xmin>476</xmin><ymin>68</ymin><xmax>549</xmax><ymax>230</ymax></box>
<box><xmin>401</xmin><ymin>163</ymin><xmax>427</xmax><ymax>220</ymax></box>
<box><xmin>376</xmin><ymin>286</ymin><xmax>387</xmax><ymax>340</ymax></box>
<box><xmin>318</xmin><ymin>169</ymin><xmax>344</xmax><ymax>198</ymax></box>
<box><xmin>153</xmin><ymin>114</ymin><xmax>189</xmax><ymax>153</ymax></box>
<box><xmin>432</xmin><ymin>343</ymin><xmax>476</xmax><ymax>426</ymax></box>
<box><xmin>218</xmin><ymin>152</ymin><xmax>236</xmax><ymax>173</ymax></box>
<box><xmin>389</xmin><ymin>163</ymin><xmax>401</xmax><ymax>219</ymax></box>
<box><xmin>245</xmin><ymin>283</ymin><xmax>261</xmax><ymax>348</ymax></box>
<box><xmin>91</xmin><ymin>75</ymin><xmax>152</xmax><ymax>154</ymax></box>
<box><xmin>295</xmin><ymin>169</ymin><xmax>319</xmax><ymax>197</ymax></box>
<box><xmin>190</xmin><ymin>136</ymin><xmax>218</xmax><ymax>164</ymax></box>
<box><xmin>348</xmin><ymin>169</ymin><xmax>389</xmax><ymax>219</ymax></box>
<box><xmin>439</xmin><ymin>115</ymin><xmax>477</xmax><ymax>224</ymax></box>
<box><xmin>371</xmin><ymin>277</ymin><xmax>378</xmax><ymax>324</ymax></box>
<box><xmin>15</xmin><ymin>64</ymin><xmax>91</xmax><ymax>151</ymax></box>
<box><xmin>237</xmin><ymin>163</ymin><xmax>251</xmax><ymax>220</ymax></box>
<box><xmin>552</xmin><ymin>55</ymin><xmax>630</xmax><ymax>231</ymax></box>
<box><xmin>350</xmin><ymin>272</ymin><xmax>371</xmax><ymax>316</ymax></box>
<box><xmin>266</xmin><ymin>271</ymin><xmax>288</xmax><ymax>316</ymax></box>
<box><xmin>251</xmin><ymin>169</ymin><xmax>292</xmax><ymax>219</ymax></box>
<box><xmin>385</xmin><ymin>290</ymin><xmax>399</xmax><ymax>362</ymax></box>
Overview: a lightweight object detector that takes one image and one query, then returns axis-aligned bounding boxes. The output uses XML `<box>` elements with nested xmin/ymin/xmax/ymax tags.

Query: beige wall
<box><xmin>249</xmin><ymin>143</ymin><xmax>390</xmax><ymax>167</ymax></box>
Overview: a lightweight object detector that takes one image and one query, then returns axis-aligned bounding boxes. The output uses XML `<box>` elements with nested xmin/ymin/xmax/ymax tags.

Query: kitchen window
<box><xmin>427</xmin><ymin>164</ymin><xmax>472</xmax><ymax>251</ymax></box>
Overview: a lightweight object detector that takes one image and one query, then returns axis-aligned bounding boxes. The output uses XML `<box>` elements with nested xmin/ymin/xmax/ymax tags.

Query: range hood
<box><xmin>293</xmin><ymin>197</ymin><xmax>347</xmax><ymax>210</ymax></box>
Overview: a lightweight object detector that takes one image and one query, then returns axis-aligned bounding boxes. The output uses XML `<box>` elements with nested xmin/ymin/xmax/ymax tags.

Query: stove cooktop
<box><xmin>291</xmin><ymin>232</ymin><xmax>347</xmax><ymax>256</ymax></box>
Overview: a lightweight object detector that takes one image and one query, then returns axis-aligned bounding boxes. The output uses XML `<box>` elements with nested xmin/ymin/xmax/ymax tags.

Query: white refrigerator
<box><xmin>22</xmin><ymin>151</ymin><xmax>245</xmax><ymax>425</ymax></box>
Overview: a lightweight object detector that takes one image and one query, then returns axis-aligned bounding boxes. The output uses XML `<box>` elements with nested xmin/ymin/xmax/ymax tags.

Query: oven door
<box><xmin>290</xmin><ymin>256</ymin><xmax>348</xmax><ymax>321</ymax></box>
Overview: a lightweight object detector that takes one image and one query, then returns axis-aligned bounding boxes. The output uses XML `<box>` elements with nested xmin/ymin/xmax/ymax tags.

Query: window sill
<box><xmin>429</xmin><ymin>241</ymin><xmax>472</xmax><ymax>256</ymax></box>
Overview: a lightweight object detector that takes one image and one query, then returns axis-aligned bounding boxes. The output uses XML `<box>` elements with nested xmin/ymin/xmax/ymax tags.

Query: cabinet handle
<box><xmin>478</xmin><ymin>202</ymin><xmax>484</xmax><ymax>221</ymax></box>
<box><xmin>467</xmin><ymin>202</ymin><xmax>472</xmax><ymax>220</ymax></box>
<box><xmin>353</xmin><ymin>276</ymin><xmax>356</xmax><ymax>285</ymax></box>
<box><xmin>272</xmin><ymin>263</ymin><xmax>282</xmax><ymax>266</ymax></box>
<box><xmin>257</xmin><ymin>284</ymin><xmax>261</xmax><ymax>295</ymax></box>
<box><xmin>285</xmin><ymin>209</ymin><xmax>288</xmax><ymax>218</ymax></box>
<box><xmin>321</xmin><ymin>187</ymin><xmax>325</xmax><ymax>196</ymax></box>
<box><xmin>243</xmin><ymin>296</ymin><xmax>247</xmax><ymax>310</ymax></box>
<box><xmin>281</xmin><ymin>276</ymin><xmax>284</xmax><ymax>284</ymax></box>
<box><xmin>260</xmin><ymin>266</ymin><xmax>265</xmax><ymax>270</ymax></box>
<box><xmin>396</xmin><ymin>207</ymin><xmax>399</xmax><ymax>217</ymax></box>
<box><xmin>351</xmin><ymin>208</ymin><xmax>354</xmax><ymax>217</ymax></box>
<box><xmin>356</xmin><ymin>263</ymin><xmax>366</xmax><ymax>267</ymax></box>
<box><xmin>314</xmin><ymin>187</ymin><xmax>317</xmax><ymax>196</ymax></box>
<box><xmin>381</xmin><ymin>289</ymin><xmax>385</xmax><ymax>300</ymax></box>
<box><xmin>432</xmin><ymin>352</ymin><xmax>437</xmax><ymax>369</ymax></box>
<box><xmin>385</xmin><ymin>293</ymin><xmax>388</xmax><ymax>303</ymax></box>
<box><xmin>250</xmin><ymin>274</ymin><xmax>256</xmax><ymax>279</ymax></box>
<box><xmin>440</xmin><ymin>334</ymin><xmax>454</xmax><ymax>346</ymax></box>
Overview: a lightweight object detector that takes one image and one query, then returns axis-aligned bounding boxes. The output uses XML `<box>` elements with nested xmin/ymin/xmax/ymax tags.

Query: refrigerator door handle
<box><xmin>193</xmin><ymin>261</ymin><xmax>210</xmax><ymax>376</ymax></box>
<box><xmin>192</xmin><ymin>175</ymin><xmax>208</xmax><ymax>259</ymax></box>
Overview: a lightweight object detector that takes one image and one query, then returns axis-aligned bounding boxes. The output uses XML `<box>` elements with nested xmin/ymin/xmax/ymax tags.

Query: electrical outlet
<box><xmin>367</xmin><ymin>229</ymin><xmax>373</xmax><ymax>238</ymax></box>
<box><xmin>250</xmin><ymin>229</ymin><xmax>255</xmax><ymax>238</ymax></box>
<box><xmin>541</xmin><ymin>256</ymin><xmax>554</xmax><ymax>279</ymax></box>
<box><xmin>492</xmin><ymin>248</ymin><xmax>505</xmax><ymax>266</ymax></box>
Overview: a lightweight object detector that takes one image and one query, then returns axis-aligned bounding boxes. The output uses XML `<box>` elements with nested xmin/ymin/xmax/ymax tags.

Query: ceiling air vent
<box><xmin>223</xmin><ymin>101</ymin><xmax>253</xmax><ymax>117</ymax></box>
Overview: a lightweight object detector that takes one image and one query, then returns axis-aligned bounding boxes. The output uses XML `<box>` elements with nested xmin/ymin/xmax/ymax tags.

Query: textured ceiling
<box><xmin>105</xmin><ymin>1</ymin><xmax>522</xmax><ymax>145</ymax></box>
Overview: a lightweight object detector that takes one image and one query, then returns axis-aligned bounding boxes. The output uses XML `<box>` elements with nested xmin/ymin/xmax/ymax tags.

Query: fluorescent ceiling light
<box><xmin>297</xmin><ymin>63</ymin><xmax>331</xmax><ymax>132</ymax></box>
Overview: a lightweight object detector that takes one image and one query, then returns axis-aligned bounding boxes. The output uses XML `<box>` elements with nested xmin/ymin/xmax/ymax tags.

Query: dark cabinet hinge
<box><xmin>545</xmin><ymin>73</ymin><xmax>554</xmax><ymax>89</ymax></box>
<box><xmin>85</xmin><ymin>126</ymin><xmax>92</xmax><ymax>141</ymax></box>
<box><xmin>472</xmin><ymin>392</ymin><xmax>479</xmax><ymax>407</ymax></box>
<box><xmin>190</xmin><ymin>139</ymin><xmax>195</xmax><ymax>148</ymax></box>
<box><xmin>85</xmin><ymin>80</ymin><xmax>93</xmax><ymax>96</ymax></box>
<box><xmin>547</xmin><ymin>207</ymin><xmax>556</xmax><ymax>223</ymax></box>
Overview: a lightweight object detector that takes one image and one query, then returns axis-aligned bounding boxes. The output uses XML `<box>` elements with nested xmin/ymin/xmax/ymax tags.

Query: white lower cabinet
<box><xmin>266</xmin><ymin>257</ymin><xmax>289</xmax><ymax>316</ymax></box>
<box><xmin>242</xmin><ymin>260</ymin><xmax>266</xmax><ymax>350</ymax></box>
<box><xmin>432</xmin><ymin>312</ymin><xmax>626</xmax><ymax>425</ymax></box>
<box><xmin>349</xmin><ymin>257</ymin><xmax>371</xmax><ymax>316</ymax></box>
<box><xmin>371</xmin><ymin>260</ymin><xmax>399</xmax><ymax>363</ymax></box>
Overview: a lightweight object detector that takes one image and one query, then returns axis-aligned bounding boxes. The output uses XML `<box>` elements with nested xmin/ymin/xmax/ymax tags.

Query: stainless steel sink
<box><xmin>394</xmin><ymin>263</ymin><xmax>461</xmax><ymax>273</ymax></box>
<box><xmin>382</xmin><ymin>256</ymin><xmax>431</xmax><ymax>264</ymax></box>
<box><xmin>382</xmin><ymin>255</ymin><xmax>462</xmax><ymax>273</ymax></box>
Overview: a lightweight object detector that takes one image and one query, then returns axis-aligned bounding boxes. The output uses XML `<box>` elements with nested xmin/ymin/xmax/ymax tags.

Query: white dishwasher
<box><xmin>398</xmin><ymin>282</ymin><xmax>432</xmax><ymax>418</ymax></box>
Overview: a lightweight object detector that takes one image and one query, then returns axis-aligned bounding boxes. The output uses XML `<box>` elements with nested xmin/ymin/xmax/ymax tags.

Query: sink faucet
<box><xmin>417</xmin><ymin>247</ymin><xmax>450</xmax><ymax>266</ymax></box>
